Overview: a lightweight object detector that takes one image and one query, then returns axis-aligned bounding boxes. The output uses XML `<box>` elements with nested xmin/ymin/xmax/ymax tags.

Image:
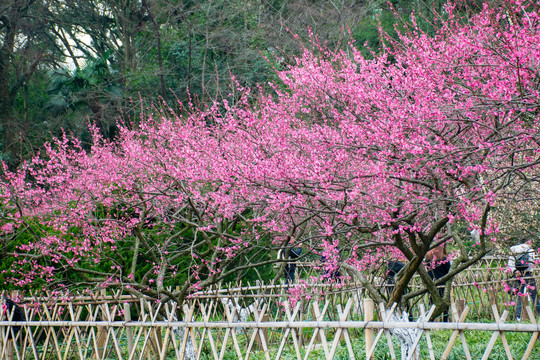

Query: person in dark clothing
<box><xmin>425</xmin><ymin>244</ymin><xmax>451</xmax><ymax>322</ymax></box>
<box><xmin>507</xmin><ymin>240</ymin><xmax>540</xmax><ymax>320</ymax></box>
<box><xmin>284</xmin><ymin>247</ymin><xmax>302</xmax><ymax>284</ymax></box>
<box><xmin>384</xmin><ymin>260</ymin><xmax>414</xmax><ymax>320</ymax></box>
<box><xmin>385</xmin><ymin>260</ymin><xmax>405</xmax><ymax>297</ymax></box>
<box><xmin>1</xmin><ymin>297</ymin><xmax>25</xmax><ymax>338</ymax></box>
<box><xmin>321</xmin><ymin>248</ymin><xmax>342</xmax><ymax>280</ymax></box>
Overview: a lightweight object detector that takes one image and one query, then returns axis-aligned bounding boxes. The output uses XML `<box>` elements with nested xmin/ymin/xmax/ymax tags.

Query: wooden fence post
<box><xmin>364</xmin><ymin>298</ymin><xmax>374</xmax><ymax>360</ymax></box>
<box><xmin>488</xmin><ymin>288</ymin><xmax>498</xmax><ymax>308</ymax></box>
<box><xmin>0</xmin><ymin>297</ymin><xmax>4</xmax><ymax>358</ymax></box>
<box><xmin>521</xmin><ymin>296</ymin><xmax>530</xmax><ymax>321</ymax></box>
<box><xmin>456</xmin><ymin>299</ymin><xmax>466</xmax><ymax>316</ymax></box>
<box><xmin>94</xmin><ymin>324</ymin><xmax>107</xmax><ymax>358</ymax></box>
<box><xmin>255</xmin><ymin>314</ymin><xmax>269</xmax><ymax>351</ymax></box>
<box><xmin>0</xmin><ymin>297</ymin><xmax>15</xmax><ymax>360</ymax></box>
<box><xmin>93</xmin><ymin>292</ymin><xmax>108</xmax><ymax>359</ymax></box>
<box><xmin>125</xmin><ymin>303</ymin><xmax>134</xmax><ymax>356</ymax></box>
<box><xmin>6</xmin><ymin>340</ymin><xmax>14</xmax><ymax>360</ymax></box>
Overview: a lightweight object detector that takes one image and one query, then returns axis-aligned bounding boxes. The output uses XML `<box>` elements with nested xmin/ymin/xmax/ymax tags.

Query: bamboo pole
<box><xmin>364</xmin><ymin>298</ymin><xmax>374</xmax><ymax>360</ymax></box>
<box><xmin>521</xmin><ymin>306</ymin><xmax>539</xmax><ymax>360</ymax></box>
<box><xmin>4</xmin><ymin>319</ymin><xmax>540</xmax><ymax>331</ymax></box>
<box><xmin>125</xmin><ymin>303</ymin><xmax>134</xmax><ymax>356</ymax></box>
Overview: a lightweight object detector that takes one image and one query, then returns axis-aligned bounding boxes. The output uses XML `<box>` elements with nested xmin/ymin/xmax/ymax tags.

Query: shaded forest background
<box><xmin>0</xmin><ymin>0</ymin><xmax>485</xmax><ymax>168</ymax></box>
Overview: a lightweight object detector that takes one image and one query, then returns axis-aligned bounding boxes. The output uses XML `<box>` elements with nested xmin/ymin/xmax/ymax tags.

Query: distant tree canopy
<box><xmin>1</xmin><ymin>0</ymin><xmax>469</xmax><ymax>167</ymax></box>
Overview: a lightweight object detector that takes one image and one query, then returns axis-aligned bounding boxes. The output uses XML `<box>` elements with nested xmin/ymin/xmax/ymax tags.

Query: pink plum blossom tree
<box><xmin>1</xmin><ymin>0</ymin><xmax>540</xmax><ymax>325</ymax></box>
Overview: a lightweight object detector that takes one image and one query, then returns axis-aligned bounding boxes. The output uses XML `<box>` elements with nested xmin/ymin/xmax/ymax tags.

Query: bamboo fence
<box><xmin>1</xmin><ymin>296</ymin><xmax>540</xmax><ymax>360</ymax></box>
<box><xmin>1</xmin><ymin>256</ymin><xmax>537</xmax><ymax>359</ymax></box>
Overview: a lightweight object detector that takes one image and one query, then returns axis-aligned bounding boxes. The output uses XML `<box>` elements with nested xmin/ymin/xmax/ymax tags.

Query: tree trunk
<box><xmin>0</xmin><ymin>22</ymin><xmax>17</xmax><ymax>164</ymax></box>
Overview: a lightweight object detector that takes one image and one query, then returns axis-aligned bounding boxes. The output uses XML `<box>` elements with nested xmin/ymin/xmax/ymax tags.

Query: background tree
<box><xmin>4</xmin><ymin>0</ymin><xmax>410</xmax><ymax>164</ymax></box>
<box><xmin>0</xmin><ymin>0</ymin><xmax>65</xmax><ymax>166</ymax></box>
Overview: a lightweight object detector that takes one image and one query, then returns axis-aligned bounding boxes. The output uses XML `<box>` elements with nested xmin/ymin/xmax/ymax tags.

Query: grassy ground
<box><xmin>191</xmin><ymin>326</ymin><xmax>539</xmax><ymax>360</ymax></box>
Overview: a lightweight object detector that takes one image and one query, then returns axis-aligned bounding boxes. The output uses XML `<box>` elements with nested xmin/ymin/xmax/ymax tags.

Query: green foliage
<box><xmin>5</xmin><ymin>0</ymin><xmax>431</xmax><ymax>165</ymax></box>
<box><xmin>353</xmin><ymin>0</ymin><xmax>453</xmax><ymax>58</ymax></box>
<box><xmin>0</xmin><ymin>220</ymin><xmax>61</xmax><ymax>291</ymax></box>
<box><xmin>353</xmin><ymin>9</ymin><xmax>398</xmax><ymax>58</ymax></box>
